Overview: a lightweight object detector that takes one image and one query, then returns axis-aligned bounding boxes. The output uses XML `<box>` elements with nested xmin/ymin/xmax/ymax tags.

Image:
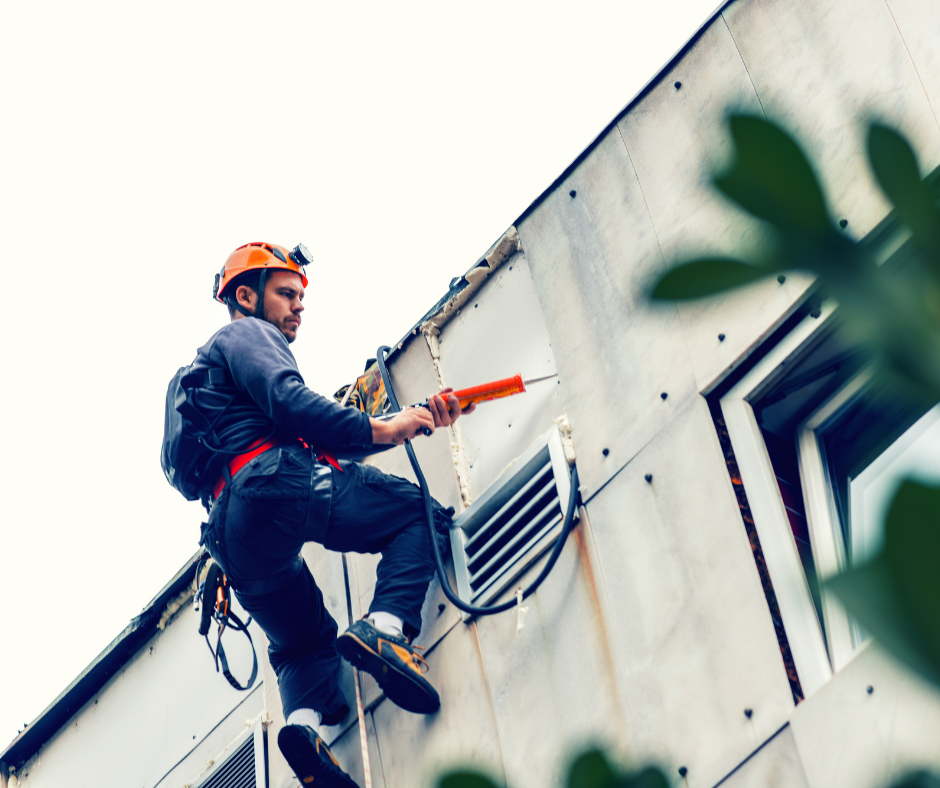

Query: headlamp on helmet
<box><xmin>214</xmin><ymin>242</ymin><xmax>310</xmax><ymax>306</ymax></box>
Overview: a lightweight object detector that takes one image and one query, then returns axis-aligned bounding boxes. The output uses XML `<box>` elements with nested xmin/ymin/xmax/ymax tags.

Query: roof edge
<box><xmin>513</xmin><ymin>0</ymin><xmax>734</xmax><ymax>229</ymax></box>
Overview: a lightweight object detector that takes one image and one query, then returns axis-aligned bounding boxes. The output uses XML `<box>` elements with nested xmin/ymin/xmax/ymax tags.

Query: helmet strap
<box><xmin>254</xmin><ymin>269</ymin><xmax>268</xmax><ymax>322</ymax></box>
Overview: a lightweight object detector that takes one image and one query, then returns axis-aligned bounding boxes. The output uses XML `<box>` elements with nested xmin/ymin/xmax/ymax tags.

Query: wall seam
<box><xmin>614</xmin><ymin>109</ymin><xmax>701</xmax><ymax>398</ymax></box>
<box><xmin>720</xmin><ymin>12</ymin><xmax>767</xmax><ymax>120</ymax></box>
<box><xmin>882</xmin><ymin>0</ymin><xmax>940</xmax><ymax>133</ymax></box>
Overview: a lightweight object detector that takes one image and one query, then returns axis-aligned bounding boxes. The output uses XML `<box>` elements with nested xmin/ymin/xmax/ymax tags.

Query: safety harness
<box><xmin>194</xmin><ymin>554</ymin><xmax>259</xmax><ymax>692</ymax></box>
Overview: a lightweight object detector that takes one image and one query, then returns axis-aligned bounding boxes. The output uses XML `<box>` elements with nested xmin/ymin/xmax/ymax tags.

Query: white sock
<box><xmin>369</xmin><ymin>611</ymin><xmax>404</xmax><ymax>638</ymax></box>
<box><xmin>287</xmin><ymin>708</ymin><xmax>322</xmax><ymax>733</ymax></box>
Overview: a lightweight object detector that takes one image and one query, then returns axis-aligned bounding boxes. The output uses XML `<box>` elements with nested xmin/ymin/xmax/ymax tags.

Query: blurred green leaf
<box><xmin>890</xmin><ymin>771</ymin><xmax>940</xmax><ymax>788</ymax></box>
<box><xmin>566</xmin><ymin>751</ymin><xmax>670</xmax><ymax>788</ymax></box>
<box><xmin>650</xmin><ymin>258</ymin><xmax>770</xmax><ymax>301</ymax></box>
<box><xmin>623</xmin><ymin>767</ymin><xmax>670</xmax><ymax>788</ymax></box>
<box><xmin>567</xmin><ymin>749</ymin><xmax>620</xmax><ymax>788</ymax></box>
<box><xmin>826</xmin><ymin>480</ymin><xmax>940</xmax><ymax>687</ymax></box>
<box><xmin>715</xmin><ymin>115</ymin><xmax>831</xmax><ymax>235</ymax></box>
<box><xmin>868</xmin><ymin>124</ymin><xmax>940</xmax><ymax>261</ymax></box>
<box><xmin>438</xmin><ymin>771</ymin><xmax>503</xmax><ymax>788</ymax></box>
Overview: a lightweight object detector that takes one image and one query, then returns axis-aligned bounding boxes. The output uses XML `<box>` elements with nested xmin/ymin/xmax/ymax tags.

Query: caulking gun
<box><xmin>375</xmin><ymin>373</ymin><xmax>557</xmax><ymax>435</ymax></box>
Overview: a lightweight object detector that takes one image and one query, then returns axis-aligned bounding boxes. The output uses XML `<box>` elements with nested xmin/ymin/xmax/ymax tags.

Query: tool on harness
<box><xmin>194</xmin><ymin>554</ymin><xmax>259</xmax><ymax>692</ymax></box>
<box><xmin>375</xmin><ymin>345</ymin><xmax>581</xmax><ymax>618</ymax></box>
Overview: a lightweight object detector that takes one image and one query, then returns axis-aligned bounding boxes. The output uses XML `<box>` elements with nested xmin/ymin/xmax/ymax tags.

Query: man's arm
<box><xmin>371</xmin><ymin>390</ymin><xmax>474</xmax><ymax>444</ymax></box>
<box><xmin>216</xmin><ymin>320</ymin><xmax>373</xmax><ymax>448</ymax></box>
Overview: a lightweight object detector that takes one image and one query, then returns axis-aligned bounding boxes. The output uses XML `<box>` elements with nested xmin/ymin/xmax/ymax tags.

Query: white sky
<box><xmin>0</xmin><ymin>0</ymin><xmax>718</xmax><ymax>748</ymax></box>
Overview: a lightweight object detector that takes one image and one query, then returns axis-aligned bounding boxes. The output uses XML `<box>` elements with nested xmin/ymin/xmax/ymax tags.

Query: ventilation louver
<box><xmin>191</xmin><ymin>723</ymin><xmax>265</xmax><ymax>788</ymax></box>
<box><xmin>450</xmin><ymin>425</ymin><xmax>576</xmax><ymax>619</ymax></box>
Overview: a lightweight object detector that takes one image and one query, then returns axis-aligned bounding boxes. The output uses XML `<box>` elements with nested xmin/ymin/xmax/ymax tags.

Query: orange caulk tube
<box><xmin>449</xmin><ymin>374</ymin><xmax>526</xmax><ymax>410</ymax></box>
<box><xmin>410</xmin><ymin>374</ymin><xmax>556</xmax><ymax>433</ymax></box>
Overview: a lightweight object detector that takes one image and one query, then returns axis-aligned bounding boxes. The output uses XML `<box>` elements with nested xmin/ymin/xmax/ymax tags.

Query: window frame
<box><xmin>719</xmin><ymin>300</ymin><xmax>839</xmax><ymax>699</ymax></box>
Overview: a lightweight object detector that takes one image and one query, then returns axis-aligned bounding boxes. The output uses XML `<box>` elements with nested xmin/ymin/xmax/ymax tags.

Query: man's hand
<box><xmin>371</xmin><ymin>388</ymin><xmax>476</xmax><ymax>445</ymax></box>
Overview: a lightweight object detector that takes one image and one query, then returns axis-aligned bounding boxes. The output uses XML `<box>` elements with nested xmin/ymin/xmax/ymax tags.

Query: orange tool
<box><xmin>417</xmin><ymin>373</ymin><xmax>556</xmax><ymax>413</ymax></box>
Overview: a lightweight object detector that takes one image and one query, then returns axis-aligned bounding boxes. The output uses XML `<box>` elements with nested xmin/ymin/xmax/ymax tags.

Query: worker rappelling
<box><xmin>162</xmin><ymin>241</ymin><xmax>475</xmax><ymax>787</ymax></box>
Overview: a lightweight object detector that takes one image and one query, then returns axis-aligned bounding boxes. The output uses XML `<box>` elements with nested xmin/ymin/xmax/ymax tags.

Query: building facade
<box><xmin>4</xmin><ymin>0</ymin><xmax>940</xmax><ymax>785</ymax></box>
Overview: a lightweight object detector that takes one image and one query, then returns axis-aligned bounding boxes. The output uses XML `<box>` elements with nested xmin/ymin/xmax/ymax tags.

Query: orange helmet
<box><xmin>213</xmin><ymin>242</ymin><xmax>311</xmax><ymax>304</ymax></box>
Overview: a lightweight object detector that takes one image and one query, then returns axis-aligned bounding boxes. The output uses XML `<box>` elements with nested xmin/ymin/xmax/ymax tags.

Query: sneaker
<box><xmin>277</xmin><ymin>724</ymin><xmax>359</xmax><ymax>787</ymax></box>
<box><xmin>336</xmin><ymin>618</ymin><xmax>440</xmax><ymax>714</ymax></box>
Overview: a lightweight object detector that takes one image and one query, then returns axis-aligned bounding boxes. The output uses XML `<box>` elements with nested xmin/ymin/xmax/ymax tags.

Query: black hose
<box><xmin>376</xmin><ymin>345</ymin><xmax>580</xmax><ymax>617</ymax></box>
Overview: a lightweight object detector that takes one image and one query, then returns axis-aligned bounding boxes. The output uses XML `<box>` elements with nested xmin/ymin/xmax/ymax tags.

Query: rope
<box><xmin>353</xmin><ymin>667</ymin><xmax>373</xmax><ymax>788</ymax></box>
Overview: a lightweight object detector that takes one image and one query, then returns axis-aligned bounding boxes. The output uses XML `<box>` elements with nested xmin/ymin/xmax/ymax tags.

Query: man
<box><xmin>173</xmin><ymin>242</ymin><xmax>472</xmax><ymax>787</ymax></box>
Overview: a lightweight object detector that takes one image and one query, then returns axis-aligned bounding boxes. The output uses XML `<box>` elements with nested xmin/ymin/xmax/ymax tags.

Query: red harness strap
<box><xmin>212</xmin><ymin>440</ymin><xmax>343</xmax><ymax>501</ymax></box>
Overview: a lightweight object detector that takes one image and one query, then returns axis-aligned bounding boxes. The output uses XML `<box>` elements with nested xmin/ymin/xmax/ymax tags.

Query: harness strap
<box><xmin>214</xmin><ymin>611</ymin><xmax>259</xmax><ymax>692</ymax></box>
<box><xmin>212</xmin><ymin>439</ymin><xmax>343</xmax><ymax>500</ymax></box>
<box><xmin>212</xmin><ymin>437</ymin><xmax>284</xmax><ymax>500</ymax></box>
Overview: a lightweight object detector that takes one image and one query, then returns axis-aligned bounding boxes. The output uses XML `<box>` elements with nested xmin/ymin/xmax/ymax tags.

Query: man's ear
<box><xmin>236</xmin><ymin>285</ymin><xmax>257</xmax><ymax>310</ymax></box>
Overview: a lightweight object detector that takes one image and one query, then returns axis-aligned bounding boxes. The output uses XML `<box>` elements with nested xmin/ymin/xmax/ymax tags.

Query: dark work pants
<box><xmin>201</xmin><ymin>443</ymin><xmax>451</xmax><ymax>723</ymax></box>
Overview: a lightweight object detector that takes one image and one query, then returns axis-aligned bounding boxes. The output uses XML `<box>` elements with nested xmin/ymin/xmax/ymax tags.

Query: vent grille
<box><xmin>451</xmin><ymin>425</ymin><xmax>575</xmax><ymax>615</ymax></box>
<box><xmin>192</xmin><ymin>727</ymin><xmax>262</xmax><ymax>788</ymax></box>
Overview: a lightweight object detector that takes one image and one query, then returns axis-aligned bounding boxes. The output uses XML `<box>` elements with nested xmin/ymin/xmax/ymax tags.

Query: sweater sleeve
<box><xmin>214</xmin><ymin>319</ymin><xmax>374</xmax><ymax>448</ymax></box>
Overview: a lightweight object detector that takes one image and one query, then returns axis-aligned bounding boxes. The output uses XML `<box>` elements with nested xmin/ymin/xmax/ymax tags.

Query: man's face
<box><xmin>262</xmin><ymin>269</ymin><xmax>305</xmax><ymax>343</ymax></box>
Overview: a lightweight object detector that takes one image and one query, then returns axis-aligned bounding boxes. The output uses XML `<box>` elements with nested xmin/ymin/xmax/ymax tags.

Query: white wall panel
<box><xmin>584</xmin><ymin>396</ymin><xmax>793</xmax><ymax>788</ymax></box>
<box><xmin>790</xmin><ymin>645</ymin><xmax>940</xmax><ymax>788</ymax></box>
<box><xmin>371</xmin><ymin>622</ymin><xmax>506</xmax><ymax>788</ymax></box>
<box><xmin>885</xmin><ymin>0</ymin><xmax>940</xmax><ymax>132</ymax></box>
<box><xmin>12</xmin><ymin>601</ymin><xmax>264</xmax><ymax>788</ymax></box>
<box><xmin>717</xmin><ymin>725</ymin><xmax>809</xmax><ymax>788</ymax></box>
<box><xmin>437</xmin><ymin>255</ymin><xmax>566</xmax><ymax>500</ymax></box>
<box><xmin>724</xmin><ymin>0</ymin><xmax>940</xmax><ymax>236</ymax></box>
<box><xmin>616</xmin><ymin>17</ymin><xmax>811</xmax><ymax>394</ymax></box>
<box><xmin>327</xmin><ymin>710</ymin><xmax>388</xmax><ymax>788</ymax></box>
<box><xmin>474</xmin><ymin>511</ymin><xmax>633</xmax><ymax>788</ymax></box>
<box><xmin>519</xmin><ymin>129</ymin><xmax>697</xmax><ymax>501</ymax></box>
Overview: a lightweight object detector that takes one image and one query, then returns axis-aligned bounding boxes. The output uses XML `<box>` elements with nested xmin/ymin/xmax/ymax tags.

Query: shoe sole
<box><xmin>336</xmin><ymin>632</ymin><xmax>440</xmax><ymax>714</ymax></box>
<box><xmin>277</xmin><ymin>726</ymin><xmax>359</xmax><ymax>788</ymax></box>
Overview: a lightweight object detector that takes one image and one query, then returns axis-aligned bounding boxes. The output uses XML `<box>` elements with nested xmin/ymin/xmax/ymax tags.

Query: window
<box><xmin>721</xmin><ymin>302</ymin><xmax>940</xmax><ymax>694</ymax></box>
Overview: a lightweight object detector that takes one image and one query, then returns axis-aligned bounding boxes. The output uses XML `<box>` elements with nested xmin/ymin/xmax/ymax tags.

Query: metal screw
<box><xmin>602</xmin><ymin>448</ymin><xmax>610</xmax><ymax>457</ymax></box>
<box><xmin>661</xmin><ymin>392</ymin><xmax>668</xmax><ymax>400</ymax></box>
<box><xmin>744</xmin><ymin>708</ymin><xmax>753</xmax><ymax>718</ymax></box>
<box><xmin>777</xmin><ymin>274</ymin><xmax>786</xmax><ymax>284</ymax></box>
<box><xmin>718</xmin><ymin>333</ymin><xmax>725</xmax><ymax>342</ymax></box>
<box><xmin>674</xmin><ymin>81</ymin><xmax>682</xmax><ymax>90</ymax></box>
<box><xmin>840</xmin><ymin>218</ymin><xmax>848</xmax><ymax>228</ymax></box>
<box><xmin>645</xmin><ymin>474</ymin><xmax>653</xmax><ymax>483</ymax></box>
<box><xmin>867</xmin><ymin>685</ymin><xmax>874</xmax><ymax>694</ymax></box>
<box><xmin>678</xmin><ymin>767</ymin><xmax>688</xmax><ymax>777</ymax></box>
